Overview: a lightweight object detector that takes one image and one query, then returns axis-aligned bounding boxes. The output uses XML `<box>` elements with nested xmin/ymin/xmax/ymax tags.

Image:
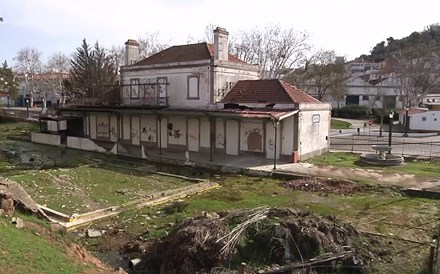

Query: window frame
<box><xmin>187</xmin><ymin>75</ymin><xmax>200</xmax><ymax>100</ymax></box>
<box><xmin>130</xmin><ymin>78</ymin><xmax>140</xmax><ymax>99</ymax></box>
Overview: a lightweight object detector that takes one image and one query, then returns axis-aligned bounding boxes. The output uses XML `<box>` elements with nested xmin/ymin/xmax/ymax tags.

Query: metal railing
<box><xmin>121</xmin><ymin>96</ymin><xmax>169</xmax><ymax>107</ymax></box>
<box><xmin>330</xmin><ymin>135</ymin><xmax>440</xmax><ymax>159</ymax></box>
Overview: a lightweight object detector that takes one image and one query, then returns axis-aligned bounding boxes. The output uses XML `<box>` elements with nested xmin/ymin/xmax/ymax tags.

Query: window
<box><xmin>130</xmin><ymin>78</ymin><xmax>140</xmax><ymax>98</ymax></box>
<box><xmin>422</xmin><ymin>117</ymin><xmax>427</xmax><ymax>121</ymax></box>
<box><xmin>362</xmin><ymin>95</ymin><xmax>369</xmax><ymax>100</ymax></box>
<box><xmin>187</xmin><ymin>76</ymin><xmax>199</xmax><ymax>99</ymax></box>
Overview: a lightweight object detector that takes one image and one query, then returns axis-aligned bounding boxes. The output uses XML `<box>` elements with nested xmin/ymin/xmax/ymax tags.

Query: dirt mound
<box><xmin>281</xmin><ymin>177</ymin><xmax>361</xmax><ymax>194</ymax></box>
<box><xmin>125</xmin><ymin>207</ymin><xmax>375</xmax><ymax>274</ymax></box>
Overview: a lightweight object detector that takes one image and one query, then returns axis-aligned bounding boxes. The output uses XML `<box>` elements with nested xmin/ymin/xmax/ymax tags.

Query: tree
<box><xmin>0</xmin><ymin>61</ymin><xmax>19</xmax><ymax>104</ymax></box>
<box><xmin>13</xmin><ymin>47</ymin><xmax>43</xmax><ymax>106</ymax></box>
<box><xmin>66</xmin><ymin>39</ymin><xmax>117</xmax><ymax>104</ymax></box>
<box><xmin>390</xmin><ymin>45</ymin><xmax>440</xmax><ymax>108</ymax></box>
<box><xmin>138</xmin><ymin>32</ymin><xmax>168</xmax><ymax>59</ymax></box>
<box><xmin>292</xmin><ymin>49</ymin><xmax>349</xmax><ymax>102</ymax></box>
<box><xmin>44</xmin><ymin>52</ymin><xmax>70</xmax><ymax>106</ymax></box>
<box><xmin>230</xmin><ymin>25</ymin><xmax>310</xmax><ymax>78</ymax></box>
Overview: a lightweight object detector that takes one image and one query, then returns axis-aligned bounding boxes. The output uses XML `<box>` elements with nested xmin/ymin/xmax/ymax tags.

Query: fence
<box><xmin>330</xmin><ymin>135</ymin><xmax>440</xmax><ymax>159</ymax></box>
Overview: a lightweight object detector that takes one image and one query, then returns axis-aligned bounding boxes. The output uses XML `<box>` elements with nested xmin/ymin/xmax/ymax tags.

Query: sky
<box><xmin>1</xmin><ymin>0</ymin><xmax>439</xmax><ymax>67</ymax></box>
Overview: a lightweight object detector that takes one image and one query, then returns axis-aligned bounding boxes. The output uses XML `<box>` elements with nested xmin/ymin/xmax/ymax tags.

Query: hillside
<box><xmin>359</xmin><ymin>23</ymin><xmax>440</xmax><ymax>61</ymax></box>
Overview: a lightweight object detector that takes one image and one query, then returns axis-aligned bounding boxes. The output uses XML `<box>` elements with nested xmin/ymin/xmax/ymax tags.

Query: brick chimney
<box><xmin>213</xmin><ymin>27</ymin><xmax>229</xmax><ymax>61</ymax></box>
<box><xmin>125</xmin><ymin>39</ymin><xmax>140</xmax><ymax>65</ymax></box>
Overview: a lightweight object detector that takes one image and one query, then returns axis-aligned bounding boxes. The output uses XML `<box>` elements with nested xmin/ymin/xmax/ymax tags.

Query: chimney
<box><xmin>213</xmin><ymin>27</ymin><xmax>229</xmax><ymax>61</ymax></box>
<box><xmin>125</xmin><ymin>39</ymin><xmax>140</xmax><ymax>65</ymax></box>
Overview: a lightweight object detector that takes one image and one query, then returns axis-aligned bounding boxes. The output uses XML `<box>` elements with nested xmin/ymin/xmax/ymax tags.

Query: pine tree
<box><xmin>0</xmin><ymin>60</ymin><xmax>19</xmax><ymax>100</ymax></box>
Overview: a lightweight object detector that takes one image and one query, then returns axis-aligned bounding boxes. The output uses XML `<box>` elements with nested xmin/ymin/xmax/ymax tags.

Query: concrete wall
<box><xmin>187</xmin><ymin>118</ymin><xmax>200</xmax><ymax>152</ymax></box>
<box><xmin>160</xmin><ymin>118</ymin><xmax>168</xmax><ymax>148</ymax></box>
<box><xmin>96</xmin><ymin>113</ymin><xmax>110</xmax><ymax>139</ymax></box>
<box><xmin>67</xmin><ymin>136</ymin><xmax>107</xmax><ymax>153</ymax></box>
<box><xmin>240</xmin><ymin>120</ymin><xmax>264</xmax><ymax>152</ymax></box>
<box><xmin>31</xmin><ymin>132</ymin><xmax>61</xmax><ymax>146</ymax></box>
<box><xmin>89</xmin><ymin>114</ymin><xmax>97</xmax><ymax>139</ymax></box>
<box><xmin>131</xmin><ymin>116</ymin><xmax>140</xmax><ymax>145</ymax></box>
<box><xmin>297</xmin><ymin>103</ymin><xmax>331</xmax><ymax>161</ymax></box>
<box><xmin>410</xmin><ymin>111</ymin><xmax>440</xmax><ymax>131</ymax></box>
<box><xmin>167</xmin><ymin>116</ymin><xmax>186</xmax><ymax>146</ymax></box>
<box><xmin>110</xmin><ymin>114</ymin><xmax>118</xmax><ymax>142</ymax></box>
<box><xmin>225</xmin><ymin>120</ymin><xmax>239</xmax><ymax>155</ymax></box>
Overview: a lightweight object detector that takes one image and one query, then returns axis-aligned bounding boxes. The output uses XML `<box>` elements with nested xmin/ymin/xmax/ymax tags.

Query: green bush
<box><xmin>338</xmin><ymin>104</ymin><xmax>370</xmax><ymax>118</ymax></box>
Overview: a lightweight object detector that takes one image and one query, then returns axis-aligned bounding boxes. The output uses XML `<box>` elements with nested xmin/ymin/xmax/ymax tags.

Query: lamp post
<box><xmin>403</xmin><ymin>107</ymin><xmax>409</xmax><ymax>137</ymax></box>
<box><xmin>25</xmin><ymin>98</ymin><xmax>29</xmax><ymax>118</ymax></box>
<box><xmin>388</xmin><ymin>111</ymin><xmax>394</xmax><ymax>151</ymax></box>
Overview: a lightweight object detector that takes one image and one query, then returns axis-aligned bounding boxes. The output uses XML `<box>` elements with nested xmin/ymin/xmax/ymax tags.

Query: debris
<box><xmin>87</xmin><ymin>229</ymin><xmax>102</xmax><ymax>238</ymax></box>
<box><xmin>11</xmin><ymin>217</ymin><xmax>24</xmax><ymax>228</ymax></box>
<box><xmin>281</xmin><ymin>177</ymin><xmax>360</xmax><ymax>194</ymax></box>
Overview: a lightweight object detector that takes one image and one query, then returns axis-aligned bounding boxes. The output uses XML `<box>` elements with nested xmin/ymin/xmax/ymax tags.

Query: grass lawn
<box><xmin>307</xmin><ymin>152</ymin><xmax>440</xmax><ymax>178</ymax></box>
<box><xmin>0</xmin><ymin>216</ymin><xmax>85</xmax><ymax>274</ymax></box>
<box><xmin>6</xmin><ymin>165</ymin><xmax>193</xmax><ymax>214</ymax></box>
<box><xmin>0</xmin><ymin>121</ymin><xmax>39</xmax><ymax>139</ymax></box>
<box><xmin>331</xmin><ymin>118</ymin><xmax>351</xmax><ymax>129</ymax></box>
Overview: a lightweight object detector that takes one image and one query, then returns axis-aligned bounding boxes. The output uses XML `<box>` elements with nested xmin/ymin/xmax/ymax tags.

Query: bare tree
<box><xmin>390</xmin><ymin>45</ymin><xmax>440</xmax><ymax>108</ymax></box>
<box><xmin>44</xmin><ymin>52</ymin><xmax>70</xmax><ymax>106</ymax></box>
<box><xmin>230</xmin><ymin>25</ymin><xmax>310</xmax><ymax>78</ymax></box>
<box><xmin>138</xmin><ymin>32</ymin><xmax>168</xmax><ymax>59</ymax></box>
<box><xmin>108</xmin><ymin>45</ymin><xmax>125</xmax><ymax>72</ymax></box>
<box><xmin>14</xmin><ymin>47</ymin><xmax>43</xmax><ymax>106</ymax></box>
<box><xmin>292</xmin><ymin>49</ymin><xmax>349</xmax><ymax>101</ymax></box>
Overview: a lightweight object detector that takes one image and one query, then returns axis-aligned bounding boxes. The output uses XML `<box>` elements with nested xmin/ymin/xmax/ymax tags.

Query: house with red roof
<box><xmin>35</xmin><ymin>27</ymin><xmax>330</xmax><ymax>163</ymax></box>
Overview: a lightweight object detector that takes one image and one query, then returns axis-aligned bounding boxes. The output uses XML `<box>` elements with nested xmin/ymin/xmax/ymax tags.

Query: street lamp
<box><xmin>388</xmin><ymin>111</ymin><xmax>394</xmax><ymax>151</ymax></box>
<box><xmin>403</xmin><ymin>107</ymin><xmax>409</xmax><ymax>137</ymax></box>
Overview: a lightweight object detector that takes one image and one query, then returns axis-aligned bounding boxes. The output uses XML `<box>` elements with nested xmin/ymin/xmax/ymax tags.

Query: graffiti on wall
<box><xmin>110</xmin><ymin>126</ymin><xmax>117</xmax><ymax>139</ymax></box>
<box><xmin>216</xmin><ymin>134</ymin><xmax>224</xmax><ymax>147</ymax></box>
<box><xmin>97</xmin><ymin>122</ymin><xmax>110</xmax><ymax>138</ymax></box>
<box><xmin>244</xmin><ymin>128</ymin><xmax>262</xmax><ymax>151</ymax></box>
<box><xmin>267</xmin><ymin>138</ymin><xmax>274</xmax><ymax>152</ymax></box>
<box><xmin>141</xmin><ymin>125</ymin><xmax>157</xmax><ymax>142</ymax></box>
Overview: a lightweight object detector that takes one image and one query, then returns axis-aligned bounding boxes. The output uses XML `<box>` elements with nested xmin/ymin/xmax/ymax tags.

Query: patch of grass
<box><xmin>0</xmin><ymin>121</ymin><xmax>38</xmax><ymax>140</ymax></box>
<box><xmin>0</xmin><ymin>217</ymin><xmax>84</xmax><ymax>274</ymax></box>
<box><xmin>308</xmin><ymin>152</ymin><xmax>440</xmax><ymax>179</ymax></box>
<box><xmin>331</xmin><ymin>118</ymin><xmax>351</xmax><ymax>129</ymax></box>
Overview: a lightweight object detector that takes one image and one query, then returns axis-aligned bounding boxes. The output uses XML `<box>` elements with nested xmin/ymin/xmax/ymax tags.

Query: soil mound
<box><xmin>125</xmin><ymin>207</ymin><xmax>374</xmax><ymax>274</ymax></box>
<box><xmin>281</xmin><ymin>177</ymin><xmax>361</xmax><ymax>194</ymax></box>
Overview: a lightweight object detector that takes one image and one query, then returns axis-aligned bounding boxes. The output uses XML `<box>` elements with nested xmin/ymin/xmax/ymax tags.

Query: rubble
<box><xmin>124</xmin><ymin>207</ymin><xmax>375</xmax><ymax>274</ymax></box>
<box><xmin>281</xmin><ymin>177</ymin><xmax>361</xmax><ymax>195</ymax></box>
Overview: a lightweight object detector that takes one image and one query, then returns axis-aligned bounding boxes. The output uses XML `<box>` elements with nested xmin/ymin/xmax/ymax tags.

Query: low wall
<box><xmin>67</xmin><ymin>137</ymin><xmax>107</xmax><ymax>153</ymax></box>
<box><xmin>31</xmin><ymin>132</ymin><xmax>61</xmax><ymax>146</ymax></box>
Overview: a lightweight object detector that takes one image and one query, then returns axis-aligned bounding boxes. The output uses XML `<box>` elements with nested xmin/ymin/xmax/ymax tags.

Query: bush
<box><xmin>337</xmin><ymin>105</ymin><xmax>370</xmax><ymax>118</ymax></box>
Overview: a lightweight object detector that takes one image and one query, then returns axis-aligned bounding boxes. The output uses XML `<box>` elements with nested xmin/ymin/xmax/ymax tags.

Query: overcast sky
<box><xmin>1</xmin><ymin>0</ymin><xmax>439</xmax><ymax>67</ymax></box>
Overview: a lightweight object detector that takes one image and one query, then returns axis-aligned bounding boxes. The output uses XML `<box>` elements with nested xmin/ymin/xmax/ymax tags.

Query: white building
<box><xmin>35</xmin><ymin>27</ymin><xmax>331</xmax><ymax>163</ymax></box>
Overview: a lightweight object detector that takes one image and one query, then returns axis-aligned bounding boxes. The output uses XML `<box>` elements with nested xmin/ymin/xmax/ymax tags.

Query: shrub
<box><xmin>338</xmin><ymin>105</ymin><xmax>370</xmax><ymax>118</ymax></box>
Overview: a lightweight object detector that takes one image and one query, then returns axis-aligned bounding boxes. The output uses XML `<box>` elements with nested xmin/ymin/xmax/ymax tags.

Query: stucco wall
<box><xmin>110</xmin><ymin>114</ymin><xmax>118</xmax><ymax>142</ymax></box>
<box><xmin>240</xmin><ymin>120</ymin><xmax>264</xmax><ymax>152</ymax></box>
<box><xmin>89</xmin><ymin>114</ymin><xmax>97</xmax><ymax>139</ymax></box>
<box><xmin>215</xmin><ymin>118</ymin><xmax>224</xmax><ymax>149</ymax></box>
<box><xmin>298</xmin><ymin>103</ymin><xmax>331</xmax><ymax>161</ymax></box>
<box><xmin>225</xmin><ymin>120</ymin><xmax>239</xmax><ymax>155</ymax></box>
<box><xmin>31</xmin><ymin>132</ymin><xmax>61</xmax><ymax>146</ymax></box>
<box><xmin>96</xmin><ymin>113</ymin><xmax>110</xmax><ymax>139</ymax></box>
<box><xmin>167</xmin><ymin>117</ymin><xmax>186</xmax><ymax>146</ymax></box>
<box><xmin>67</xmin><ymin>136</ymin><xmax>106</xmax><ymax>153</ymax></box>
<box><xmin>187</xmin><ymin>118</ymin><xmax>200</xmax><ymax>152</ymax></box>
<box><xmin>140</xmin><ymin>115</ymin><xmax>157</xmax><ymax>142</ymax></box>
<box><xmin>122</xmin><ymin>114</ymin><xmax>130</xmax><ymax>140</ymax></box>
<box><xmin>265</xmin><ymin>123</ymin><xmax>281</xmax><ymax>159</ymax></box>
<box><xmin>131</xmin><ymin>116</ymin><xmax>140</xmax><ymax>145</ymax></box>
<box><xmin>281</xmin><ymin>116</ymin><xmax>294</xmax><ymax>156</ymax></box>
<box><xmin>410</xmin><ymin>111</ymin><xmax>440</xmax><ymax>131</ymax></box>
<box><xmin>121</xmin><ymin>64</ymin><xmax>211</xmax><ymax>108</ymax></box>
<box><xmin>200</xmin><ymin>118</ymin><xmax>210</xmax><ymax>148</ymax></box>
<box><xmin>213</xmin><ymin>66</ymin><xmax>260</xmax><ymax>102</ymax></box>
<box><xmin>160</xmin><ymin>118</ymin><xmax>168</xmax><ymax>148</ymax></box>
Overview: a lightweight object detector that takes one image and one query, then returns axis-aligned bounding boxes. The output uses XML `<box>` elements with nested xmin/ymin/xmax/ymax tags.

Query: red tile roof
<box><xmin>221</xmin><ymin>79</ymin><xmax>321</xmax><ymax>104</ymax></box>
<box><xmin>397</xmin><ymin>109</ymin><xmax>427</xmax><ymax>116</ymax></box>
<box><xmin>133</xmin><ymin>42</ymin><xmax>248</xmax><ymax>66</ymax></box>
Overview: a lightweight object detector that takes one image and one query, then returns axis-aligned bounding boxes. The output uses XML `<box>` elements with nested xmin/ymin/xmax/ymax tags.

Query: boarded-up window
<box><xmin>188</xmin><ymin>76</ymin><xmax>199</xmax><ymax>99</ymax></box>
<box><xmin>130</xmin><ymin>78</ymin><xmax>139</xmax><ymax>98</ymax></box>
<box><xmin>422</xmin><ymin>117</ymin><xmax>427</xmax><ymax>121</ymax></box>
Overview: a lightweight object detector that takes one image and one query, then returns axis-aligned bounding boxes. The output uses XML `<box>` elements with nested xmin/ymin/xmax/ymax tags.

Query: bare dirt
<box><xmin>281</xmin><ymin>177</ymin><xmax>361</xmax><ymax>194</ymax></box>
